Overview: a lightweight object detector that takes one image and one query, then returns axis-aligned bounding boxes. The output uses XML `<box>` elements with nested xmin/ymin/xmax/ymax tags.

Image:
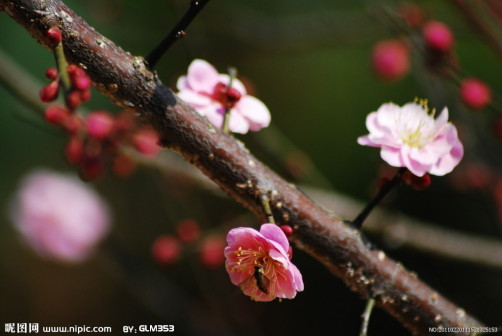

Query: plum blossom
<box><xmin>224</xmin><ymin>223</ymin><xmax>304</xmax><ymax>302</ymax></box>
<box><xmin>9</xmin><ymin>169</ymin><xmax>111</xmax><ymax>263</ymax></box>
<box><xmin>357</xmin><ymin>101</ymin><xmax>463</xmax><ymax>176</ymax></box>
<box><xmin>176</xmin><ymin>59</ymin><xmax>271</xmax><ymax>134</ymax></box>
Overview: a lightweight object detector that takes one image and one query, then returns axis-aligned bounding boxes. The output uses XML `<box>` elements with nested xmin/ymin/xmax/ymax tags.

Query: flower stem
<box><xmin>351</xmin><ymin>168</ymin><xmax>405</xmax><ymax>229</ymax></box>
<box><xmin>145</xmin><ymin>0</ymin><xmax>211</xmax><ymax>69</ymax></box>
<box><xmin>52</xmin><ymin>33</ymin><xmax>71</xmax><ymax>94</ymax></box>
<box><xmin>359</xmin><ymin>298</ymin><xmax>375</xmax><ymax>336</ymax></box>
<box><xmin>260</xmin><ymin>194</ymin><xmax>275</xmax><ymax>224</ymax></box>
<box><xmin>222</xmin><ymin>66</ymin><xmax>237</xmax><ymax>134</ymax></box>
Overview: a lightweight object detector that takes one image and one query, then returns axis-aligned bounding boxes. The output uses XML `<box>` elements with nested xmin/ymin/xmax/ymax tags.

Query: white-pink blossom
<box><xmin>357</xmin><ymin>102</ymin><xmax>463</xmax><ymax>176</ymax></box>
<box><xmin>9</xmin><ymin>169</ymin><xmax>111</xmax><ymax>263</ymax></box>
<box><xmin>224</xmin><ymin>223</ymin><xmax>304</xmax><ymax>302</ymax></box>
<box><xmin>176</xmin><ymin>59</ymin><xmax>271</xmax><ymax>134</ymax></box>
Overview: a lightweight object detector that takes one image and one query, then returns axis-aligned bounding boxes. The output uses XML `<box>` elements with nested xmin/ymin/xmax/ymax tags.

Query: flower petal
<box><xmin>260</xmin><ymin>224</ymin><xmax>289</xmax><ymax>253</ymax></box>
<box><xmin>235</xmin><ymin>96</ymin><xmax>271</xmax><ymax>131</ymax></box>
<box><xmin>429</xmin><ymin>134</ymin><xmax>464</xmax><ymax>176</ymax></box>
<box><xmin>176</xmin><ymin>75</ymin><xmax>189</xmax><ymax>91</ymax></box>
<box><xmin>228</xmin><ymin>109</ymin><xmax>250</xmax><ymax>134</ymax></box>
<box><xmin>177</xmin><ymin>90</ymin><xmax>212</xmax><ymax>107</ymax></box>
<box><xmin>187</xmin><ymin>59</ymin><xmax>220</xmax><ymax>93</ymax></box>
<box><xmin>401</xmin><ymin>146</ymin><xmax>430</xmax><ymax>176</ymax></box>
<box><xmin>357</xmin><ymin>135</ymin><xmax>378</xmax><ymax>147</ymax></box>
<box><xmin>380</xmin><ymin>147</ymin><xmax>404</xmax><ymax>167</ymax></box>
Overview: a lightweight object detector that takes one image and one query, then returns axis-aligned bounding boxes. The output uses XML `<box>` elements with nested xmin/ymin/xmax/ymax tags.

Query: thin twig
<box><xmin>0</xmin><ymin>49</ymin><xmax>45</xmax><ymax>114</ymax></box>
<box><xmin>222</xmin><ymin>66</ymin><xmax>237</xmax><ymax>134</ymax></box>
<box><xmin>145</xmin><ymin>0</ymin><xmax>211</xmax><ymax>69</ymax></box>
<box><xmin>360</xmin><ymin>298</ymin><xmax>376</xmax><ymax>336</ymax></box>
<box><xmin>260</xmin><ymin>194</ymin><xmax>275</xmax><ymax>224</ymax></box>
<box><xmin>450</xmin><ymin>0</ymin><xmax>502</xmax><ymax>59</ymax></box>
<box><xmin>351</xmin><ymin>168</ymin><xmax>405</xmax><ymax>228</ymax></box>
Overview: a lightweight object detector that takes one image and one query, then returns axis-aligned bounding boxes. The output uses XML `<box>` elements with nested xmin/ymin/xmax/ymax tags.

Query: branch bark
<box><xmin>0</xmin><ymin>0</ymin><xmax>484</xmax><ymax>334</ymax></box>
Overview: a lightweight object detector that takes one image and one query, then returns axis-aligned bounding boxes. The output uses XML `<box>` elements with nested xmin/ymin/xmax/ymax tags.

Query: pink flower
<box><xmin>9</xmin><ymin>169</ymin><xmax>111</xmax><ymax>263</ymax></box>
<box><xmin>357</xmin><ymin>102</ymin><xmax>463</xmax><ymax>176</ymax></box>
<box><xmin>224</xmin><ymin>223</ymin><xmax>304</xmax><ymax>302</ymax></box>
<box><xmin>176</xmin><ymin>59</ymin><xmax>271</xmax><ymax>134</ymax></box>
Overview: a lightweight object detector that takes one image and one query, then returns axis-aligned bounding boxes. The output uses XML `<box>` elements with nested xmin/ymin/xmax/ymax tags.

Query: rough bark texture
<box><xmin>0</xmin><ymin>0</ymin><xmax>484</xmax><ymax>334</ymax></box>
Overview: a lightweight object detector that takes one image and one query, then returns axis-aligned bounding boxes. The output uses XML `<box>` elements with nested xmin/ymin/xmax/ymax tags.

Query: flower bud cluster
<box><xmin>54</xmin><ymin>107</ymin><xmax>160</xmax><ymax>180</ymax></box>
<box><xmin>65</xmin><ymin>64</ymin><xmax>92</xmax><ymax>110</ymax></box>
<box><xmin>39</xmin><ymin>64</ymin><xmax>92</xmax><ymax>110</ymax></box>
<box><xmin>151</xmin><ymin>219</ymin><xmax>226</xmax><ymax>269</ymax></box>
<box><xmin>371</xmin><ymin>4</ymin><xmax>492</xmax><ymax>111</ymax></box>
<box><xmin>40</xmin><ymin>64</ymin><xmax>160</xmax><ymax>180</ymax></box>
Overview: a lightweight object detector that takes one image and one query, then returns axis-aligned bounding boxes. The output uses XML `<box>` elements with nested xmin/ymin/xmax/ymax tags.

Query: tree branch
<box><xmin>450</xmin><ymin>0</ymin><xmax>502</xmax><ymax>60</ymax></box>
<box><xmin>0</xmin><ymin>0</ymin><xmax>484</xmax><ymax>334</ymax></box>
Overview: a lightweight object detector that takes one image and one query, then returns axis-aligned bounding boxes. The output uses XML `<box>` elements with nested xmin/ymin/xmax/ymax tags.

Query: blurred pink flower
<box><xmin>176</xmin><ymin>59</ymin><xmax>271</xmax><ymax>134</ymax></box>
<box><xmin>224</xmin><ymin>223</ymin><xmax>303</xmax><ymax>302</ymax></box>
<box><xmin>357</xmin><ymin>102</ymin><xmax>463</xmax><ymax>176</ymax></box>
<box><xmin>9</xmin><ymin>169</ymin><xmax>111</xmax><ymax>263</ymax></box>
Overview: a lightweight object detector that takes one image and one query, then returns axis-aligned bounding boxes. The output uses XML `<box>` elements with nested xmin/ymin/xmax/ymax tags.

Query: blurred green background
<box><xmin>1</xmin><ymin>0</ymin><xmax>501</xmax><ymax>335</ymax></box>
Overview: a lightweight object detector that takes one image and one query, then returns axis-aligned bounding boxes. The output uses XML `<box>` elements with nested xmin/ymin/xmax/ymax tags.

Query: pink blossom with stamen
<box><xmin>9</xmin><ymin>169</ymin><xmax>111</xmax><ymax>263</ymax></box>
<box><xmin>176</xmin><ymin>59</ymin><xmax>271</xmax><ymax>134</ymax></box>
<box><xmin>224</xmin><ymin>223</ymin><xmax>304</xmax><ymax>302</ymax></box>
<box><xmin>357</xmin><ymin>101</ymin><xmax>463</xmax><ymax>176</ymax></box>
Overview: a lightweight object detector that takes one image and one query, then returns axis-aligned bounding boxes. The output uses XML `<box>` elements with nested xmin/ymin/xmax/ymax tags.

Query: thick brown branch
<box><xmin>0</xmin><ymin>0</ymin><xmax>484</xmax><ymax>334</ymax></box>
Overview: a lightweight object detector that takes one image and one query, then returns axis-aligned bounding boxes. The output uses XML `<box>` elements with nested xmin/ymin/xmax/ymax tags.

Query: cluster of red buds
<box><xmin>46</xmin><ymin>105</ymin><xmax>160</xmax><ymax>180</ymax></box>
<box><xmin>39</xmin><ymin>67</ymin><xmax>60</xmax><ymax>103</ymax></box>
<box><xmin>401</xmin><ymin>170</ymin><xmax>431</xmax><ymax>191</ymax></box>
<box><xmin>371</xmin><ymin>3</ymin><xmax>492</xmax><ymax>111</ymax></box>
<box><xmin>151</xmin><ymin>219</ymin><xmax>227</xmax><ymax>269</ymax></box>
<box><xmin>40</xmin><ymin>64</ymin><xmax>92</xmax><ymax>110</ymax></box>
<box><xmin>378</xmin><ymin>166</ymin><xmax>432</xmax><ymax>192</ymax></box>
<box><xmin>40</xmin><ymin>28</ymin><xmax>161</xmax><ymax>180</ymax></box>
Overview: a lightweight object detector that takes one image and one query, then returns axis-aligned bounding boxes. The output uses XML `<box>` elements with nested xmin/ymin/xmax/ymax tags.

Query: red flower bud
<box><xmin>73</xmin><ymin>74</ymin><xmax>92</xmax><ymax>91</ymax></box>
<box><xmin>65</xmin><ymin>135</ymin><xmax>84</xmax><ymax>165</ymax></box>
<box><xmin>40</xmin><ymin>81</ymin><xmax>60</xmax><ymax>103</ymax></box>
<box><xmin>460</xmin><ymin>78</ymin><xmax>492</xmax><ymax>110</ymax></box>
<box><xmin>45</xmin><ymin>67</ymin><xmax>59</xmax><ymax>80</ymax></box>
<box><xmin>402</xmin><ymin>171</ymin><xmax>431</xmax><ymax>190</ymax></box>
<box><xmin>280</xmin><ymin>225</ymin><xmax>293</xmax><ymax>238</ymax></box>
<box><xmin>132</xmin><ymin>128</ymin><xmax>161</xmax><ymax>156</ymax></box>
<box><xmin>423</xmin><ymin>21</ymin><xmax>454</xmax><ymax>53</ymax></box>
<box><xmin>79</xmin><ymin>90</ymin><xmax>91</xmax><ymax>103</ymax></box>
<box><xmin>86</xmin><ymin>111</ymin><xmax>115</xmax><ymax>140</ymax></box>
<box><xmin>44</xmin><ymin>27</ymin><xmax>62</xmax><ymax>47</ymax></box>
<box><xmin>62</xmin><ymin>115</ymin><xmax>82</xmax><ymax>134</ymax></box>
<box><xmin>152</xmin><ymin>235</ymin><xmax>182</xmax><ymax>266</ymax></box>
<box><xmin>371</xmin><ymin>40</ymin><xmax>410</xmax><ymax>81</ymax></box>
<box><xmin>67</xmin><ymin>65</ymin><xmax>92</xmax><ymax>90</ymax></box>
<box><xmin>44</xmin><ymin>105</ymin><xmax>69</xmax><ymax>125</ymax></box>
<box><xmin>65</xmin><ymin>90</ymin><xmax>82</xmax><ymax>110</ymax></box>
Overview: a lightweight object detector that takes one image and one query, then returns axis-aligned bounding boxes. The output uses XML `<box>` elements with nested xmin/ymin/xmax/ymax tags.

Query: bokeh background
<box><xmin>1</xmin><ymin>0</ymin><xmax>501</xmax><ymax>335</ymax></box>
